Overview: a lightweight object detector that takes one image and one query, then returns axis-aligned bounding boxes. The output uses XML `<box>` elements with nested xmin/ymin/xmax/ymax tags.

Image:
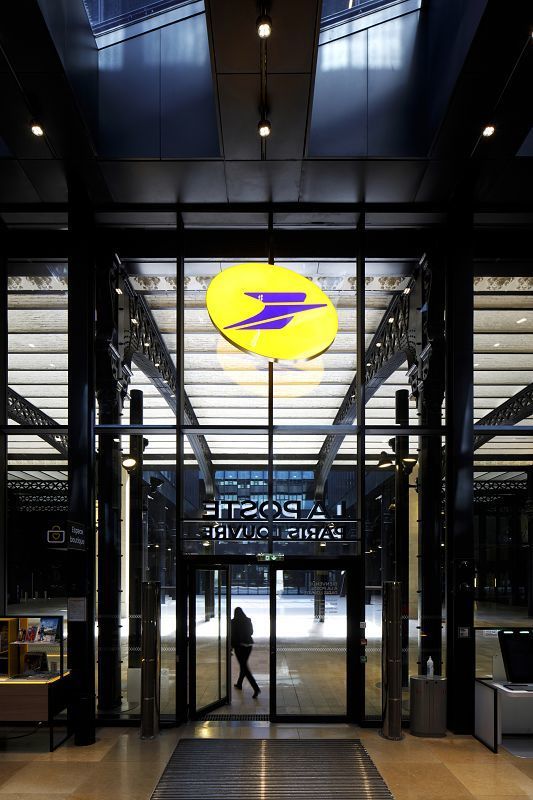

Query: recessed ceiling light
<box><xmin>403</xmin><ymin>287</ymin><xmax>411</xmax><ymax>295</ymax></box>
<box><xmin>494</xmin><ymin>342</ymin><xmax>500</xmax><ymax>347</ymax></box>
<box><xmin>115</xmin><ymin>287</ymin><xmax>123</xmax><ymax>295</ymax></box>
<box><xmin>388</xmin><ymin>317</ymin><xmax>394</xmax><ymax>323</ymax></box>
<box><xmin>131</xmin><ymin>317</ymin><xmax>138</xmax><ymax>325</ymax></box>
<box><xmin>256</xmin><ymin>14</ymin><xmax>272</xmax><ymax>38</ymax></box>
<box><xmin>28</xmin><ymin>343</ymin><xmax>35</xmax><ymax>348</ymax></box>
<box><xmin>366</xmin><ymin>362</ymin><xmax>371</xmax><ymax>367</ymax></box>
<box><xmin>31</xmin><ymin>122</ymin><xmax>44</xmax><ymax>137</ymax></box>
<box><xmin>376</xmin><ymin>342</ymin><xmax>382</xmax><ymax>348</ymax></box>
<box><xmin>482</xmin><ymin>125</ymin><xmax>495</xmax><ymax>138</ymax></box>
<box><xmin>517</xmin><ymin>317</ymin><xmax>527</xmax><ymax>324</ymax></box>
<box><xmin>258</xmin><ymin>119</ymin><xmax>271</xmax><ymax>138</ymax></box>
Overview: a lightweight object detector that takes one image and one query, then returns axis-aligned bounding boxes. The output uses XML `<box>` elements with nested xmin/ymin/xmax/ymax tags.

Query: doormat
<box><xmin>151</xmin><ymin>739</ymin><xmax>394</xmax><ymax>799</ymax></box>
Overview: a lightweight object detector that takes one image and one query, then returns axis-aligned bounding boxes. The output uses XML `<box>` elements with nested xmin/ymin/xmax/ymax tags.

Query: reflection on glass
<box><xmin>195</xmin><ymin>569</ymin><xmax>227</xmax><ymax>712</ymax></box>
<box><xmin>276</xmin><ymin>569</ymin><xmax>346</xmax><ymax>715</ymax></box>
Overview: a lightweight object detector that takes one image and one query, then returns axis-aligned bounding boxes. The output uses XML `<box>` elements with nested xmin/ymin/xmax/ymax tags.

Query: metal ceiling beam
<box><xmin>121</xmin><ymin>271</ymin><xmax>215</xmax><ymax>496</ymax></box>
<box><xmin>3</xmin><ymin>202</ymin><xmax>533</xmax><ymax>214</ymax></box>
<box><xmin>474</xmin><ymin>384</ymin><xmax>533</xmax><ymax>450</ymax></box>
<box><xmin>7</xmin><ymin>388</ymin><xmax>68</xmax><ymax>456</ymax></box>
<box><xmin>5</xmin><ymin>228</ymin><xmax>533</xmax><ymax>261</ymax></box>
<box><xmin>314</xmin><ymin>271</ymin><xmax>418</xmax><ymax>497</ymax></box>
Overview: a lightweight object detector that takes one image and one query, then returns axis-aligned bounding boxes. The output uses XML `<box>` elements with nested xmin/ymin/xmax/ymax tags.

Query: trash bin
<box><xmin>410</xmin><ymin>675</ymin><xmax>447</xmax><ymax>737</ymax></box>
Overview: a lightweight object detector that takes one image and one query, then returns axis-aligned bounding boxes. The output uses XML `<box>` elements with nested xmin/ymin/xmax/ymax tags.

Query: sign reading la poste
<box><xmin>206</xmin><ymin>263</ymin><xmax>338</xmax><ymax>361</ymax></box>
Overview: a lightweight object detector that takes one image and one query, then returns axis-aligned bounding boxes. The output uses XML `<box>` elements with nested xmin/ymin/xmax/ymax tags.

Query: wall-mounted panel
<box><xmin>367</xmin><ymin>11</ymin><xmax>426</xmax><ymax>156</ymax></box>
<box><xmin>99</xmin><ymin>31</ymin><xmax>161</xmax><ymax>157</ymax></box>
<box><xmin>161</xmin><ymin>15</ymin><xmax>220</xmax><ymax>158</ymax></box>
<box><xmin>308</xmin><ymin>30</ymin><xmax>367</xmax><ymax>157</ymax></box>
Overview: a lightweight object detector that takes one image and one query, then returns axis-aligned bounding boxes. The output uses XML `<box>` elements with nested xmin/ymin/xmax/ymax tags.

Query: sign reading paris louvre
<box><xmin>206</xmin><ymin>263</ymin><xmax>338</xmax><ymax>361</ymax></box>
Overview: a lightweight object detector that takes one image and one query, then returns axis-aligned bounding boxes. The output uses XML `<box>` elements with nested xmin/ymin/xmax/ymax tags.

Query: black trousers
<box><xmin>234</xmin><ymin>645</ymin><xmax>259</xmax><ymax>692</ymax></box>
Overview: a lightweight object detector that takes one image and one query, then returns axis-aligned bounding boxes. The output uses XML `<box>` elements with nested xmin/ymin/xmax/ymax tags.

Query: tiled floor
<box><xmin>1</xmin><ymin>722</ymin><xmax>533</xmax><ymax>799</ymax></box>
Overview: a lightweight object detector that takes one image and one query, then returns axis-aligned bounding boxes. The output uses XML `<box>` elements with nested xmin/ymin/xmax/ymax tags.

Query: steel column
<box><xmin>95</xmin><ymin>251</ymin><xmax>123</xmax><ymax>711</ymax></box>
<box><xmin>395</xmin><ymin>389</ymin><xmax>410</xmax><ymax>686</ymax></box>
<box><xmin>445</xmin><ymin>217</ymin><xmax>475</xmax><ymax>734</ymax></box>
<box><xmin>527</xmin><ymin>470</ymin><xmax>533</xmax><ymax>616</ymax></box>
<box><xmin>128</xmin><ymin>389</ymin><xmax>144</xmax><ymax>668</ymax></box>
<box><xmin>67</xmin><ymin>182</ymin><xmax>96</xmax><ymax>745</ymax></box>
<box><xmin>0</xmin><ymin>232</ymin><xmax>7</xmax><ymax>613</ymax></box>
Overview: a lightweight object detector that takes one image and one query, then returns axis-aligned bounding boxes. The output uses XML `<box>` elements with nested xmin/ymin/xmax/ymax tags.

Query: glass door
<box><xmin>272</xmin><ymin>565</ymin><xmax>349</xmax><ymax>720</ymax></box>
<box><xmin>189</xmin><ymin>567</ymin><xmax>230</xmax><ymax>717</ymax></box>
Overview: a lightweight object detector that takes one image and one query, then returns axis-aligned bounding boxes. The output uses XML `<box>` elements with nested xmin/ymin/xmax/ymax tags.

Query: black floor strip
<box><xmin>151</xmin><ymin>739</ymin><xmax>394</xmax><ymax>799</ymax></box>
<box><xmin>200</xmin><ymin>713</ymin><xmax>270</xmax><ymax>721</ymax></box>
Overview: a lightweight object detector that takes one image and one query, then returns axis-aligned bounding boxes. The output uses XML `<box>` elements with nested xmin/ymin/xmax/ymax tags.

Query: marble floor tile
<box><xmin>0</xmin><ymin>762</ymin><xmax>96</xmax><ymax>795</ymax></box>
<box><xmin>445</xmin><ymin>761</ymin><xmax>533</xmax><ymax>797</ymax></box>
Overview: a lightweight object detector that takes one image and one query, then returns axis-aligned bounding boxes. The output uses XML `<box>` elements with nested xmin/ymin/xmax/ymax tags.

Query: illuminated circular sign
<box><xmin>206</xmin><ymin>263</ymin><xmax>338</xmax><ymax>361</ymax></box>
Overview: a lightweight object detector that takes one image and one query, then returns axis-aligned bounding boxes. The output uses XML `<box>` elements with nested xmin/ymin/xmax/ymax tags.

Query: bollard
<box><xmin>381</xmin><ymin>581</ymin><xmax>403</xmax><ymax>740</ymax></box>
<box><xmin>140</xmin><ymin>581</ymin><xmax>161</xmax><ymax>739</ymax></box>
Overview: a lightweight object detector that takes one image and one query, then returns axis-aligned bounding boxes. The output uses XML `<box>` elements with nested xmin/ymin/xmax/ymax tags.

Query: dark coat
<box><xmin>231</xmin><ymin>614</ymin><xmax>254</xmax><ymax>649</ymax></box>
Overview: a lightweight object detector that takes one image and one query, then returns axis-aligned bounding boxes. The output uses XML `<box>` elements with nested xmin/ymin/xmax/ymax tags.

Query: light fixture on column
<box><xmin>378</xmin><ymin>451</ymin><xmax>394</xmax><ymax>469</ymax></box>
<box><xmin>122</xmin><ymin>455</ymin><xmax>137</xmax><ymax>470</ymax></box>
<box><xmin>257</xmin><ymin>14</ymin><xmax>272</xmax><ymax>38</ymax></box>
<box><xmin>258</xmin><ymin>118</ymin><xmax>271</xmax><ymax>138</ymax></box>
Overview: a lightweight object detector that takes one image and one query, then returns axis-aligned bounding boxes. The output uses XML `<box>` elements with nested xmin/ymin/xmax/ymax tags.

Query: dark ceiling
<box><xmin>0</xmin><ymin>0</ymin><xmax>532</xmax><ymax>223</ymax></box>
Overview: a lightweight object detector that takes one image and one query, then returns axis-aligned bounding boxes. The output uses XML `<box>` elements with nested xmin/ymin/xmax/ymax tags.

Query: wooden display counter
<box><xmin>0</xmin><ymin>673</ymin><xmax>72</xmax><ymax>751</ymax></box>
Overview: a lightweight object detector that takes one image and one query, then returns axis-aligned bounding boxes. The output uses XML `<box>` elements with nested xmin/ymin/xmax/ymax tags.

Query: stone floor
<box><xmin>1</xmin><ymin>722</ymin><xmax>533</xmax><ymax>799</ymax></box>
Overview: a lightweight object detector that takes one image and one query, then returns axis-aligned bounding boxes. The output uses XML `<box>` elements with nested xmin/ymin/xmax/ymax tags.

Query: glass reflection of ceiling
<box><xmin>321</xmin><ymin>0</ymin><xmax>399</xmax><ymax>28</ymax></box>
<box><xmin>82</xmin><ymin>0</ymin><xmax>196</xmax><ymax>34</ymax></box>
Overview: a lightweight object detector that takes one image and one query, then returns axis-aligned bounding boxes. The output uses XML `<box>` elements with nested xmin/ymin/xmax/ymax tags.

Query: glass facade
<box><xmin>0</xmin><ymin>235</ymin><xmax>531</xmax><ymax>729</ymax></box>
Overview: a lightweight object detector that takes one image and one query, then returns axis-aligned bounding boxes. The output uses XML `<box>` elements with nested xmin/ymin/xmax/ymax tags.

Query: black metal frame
<box><xmin>187</xmin><ymin>563</ymin><xmax>230</xmax><ymax>719</ymax></box>
<box><xmin>2</xmin><ymin>205</ymin><xmax>531</xmax><ymax>734</ymax></box>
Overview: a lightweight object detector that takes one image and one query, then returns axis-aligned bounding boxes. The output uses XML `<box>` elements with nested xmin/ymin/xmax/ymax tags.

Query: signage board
<box><xmin>68</xmin><ymin>522</ymin><xmax>86</xmax><ymax>552</ymax></box>
<box><xmin>206</xmin><ymin>262</ymin><xmax>338</xmax><ymax>361</ymax></box>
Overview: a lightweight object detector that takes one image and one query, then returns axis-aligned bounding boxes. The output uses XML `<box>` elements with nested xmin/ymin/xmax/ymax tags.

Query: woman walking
<box><xmin>231</xmin><ymin>607</ymin><xmax>260</xmax><ymax>698</ymax></box>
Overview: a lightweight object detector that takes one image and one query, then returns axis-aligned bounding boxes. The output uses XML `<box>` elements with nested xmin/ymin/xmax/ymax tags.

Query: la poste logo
<box><xmin>206</xmin><ymin>263</ymin><xmax>338</xmax><ymax>361</ymax></box>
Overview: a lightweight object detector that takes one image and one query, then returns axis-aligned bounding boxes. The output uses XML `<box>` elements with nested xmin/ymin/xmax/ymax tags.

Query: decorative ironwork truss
<box><xmin>314</xmin><ymin>270</ymin><xmax>418</xmax><ymax>498</ymax></box>
<box><xmin>7</xmin><ymin>479</ymin><xmax>68</xmax><ymax>513</ymax></box>
<box><xmin>120</xmin><ymin>269</ymin><xmax>215</xmax><ymax>496</ymax></box>
<box><xmin>474</xmin><ymin>383</ymin><xmax>533</xmax><ymax>450</ymax></box>
<box><xmin>7</xmin><ymin>388</ymin><xmax>68</xmax><ymax>457</ymax></box>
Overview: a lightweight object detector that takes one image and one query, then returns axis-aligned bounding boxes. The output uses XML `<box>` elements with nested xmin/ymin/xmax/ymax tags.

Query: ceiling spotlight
<box><xmin>131</xmin><ymin>317</ymin><xmax>138</xmax><ymax>325</ymax></box>
<box><xmin>257</xmin><ymin>14</ymin><xmax>272</xmax><ymax>38</ymax></box>
<box><xmin>258</xmin><ymin>119</ymin><xmax>271</xmax><ymax>138</ymax></box>
<box><xmin>388</xmin><ymin>317</ymin><xmax>394</xmax><ymax>323</ymax></box>
<box><xmin>122</xmin><ymin>455</ymin><xmax>137</xmax><ymax>470</ymax></box>
<box><xmin>31</xmin><ymin>122</ymin><xmax>44</xmax><ymax>137</ymax></box>
<box><xmin>403</xmin><ymin>287</ymin><xmax>411</xmax><ymax>295</ymax></box>
<box><xmin>482</xmin><ymin>125</ymin><xmax>495</xmax><ymax>138</ymax></box>
<box><xmin>202</xmin><ymin>540</ymin><xmax>211</xmax><ymax>548</ymax></box>
<box><xmin>115</xmin><ymin>287</ymin><xmax>123</xmax><ymax>295</ymax></box>
<box><xmin>494</xmin><ymin>342</ymin><xmax>500</xmax><ymax>347</ymax></box>
<box><xmin>517</xmin><ymin>318</ymin><xmax>527</xmax><ymax>324</ymax></box>
<box><xmin>366</xmin><ymin>362</ymin><xmax>371</xmax><ymax>367</ymax></box>
<box><xmin>378</xmin><ymin>450</ymin><xmax>394</xmax><ymax>469</ymax></box>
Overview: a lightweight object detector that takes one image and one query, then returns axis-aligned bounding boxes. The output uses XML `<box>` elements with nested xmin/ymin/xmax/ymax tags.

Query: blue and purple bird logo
<box><xmin>224</xmin><ymin>292</ymin><xmax>327</xmax><ymax>331</ymax></box>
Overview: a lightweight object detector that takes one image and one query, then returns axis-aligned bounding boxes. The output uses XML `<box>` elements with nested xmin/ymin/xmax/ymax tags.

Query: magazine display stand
<box><xmin>0</xmin><ymin>616</ymin><xmax>71</xmax><ymax>750</ymax></box>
